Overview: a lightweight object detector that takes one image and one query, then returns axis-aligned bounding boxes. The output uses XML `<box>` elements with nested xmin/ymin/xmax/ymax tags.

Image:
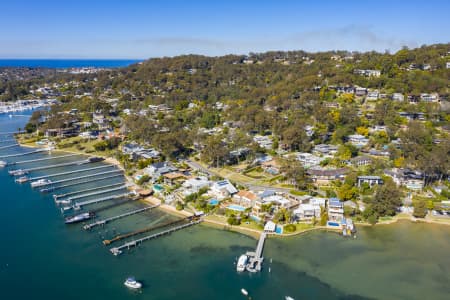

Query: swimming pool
<box><xmin>153</xmin><ymin>184</ymin><xmax>164</xmax><ymax>192</ymax></box>
<box><xmin>209</xmin><ymin>199</ymin><xmax>219</xmax><ymax>206</ymax></box>
<box><xmin>327</xmin><ymin>221</ymin><xmax>340</xmax><ymax>227</ymax></box>
<box><xmin>227</xmin><ymin>204</ymin><xmax>246</xmax><ymax>212</ymax></box>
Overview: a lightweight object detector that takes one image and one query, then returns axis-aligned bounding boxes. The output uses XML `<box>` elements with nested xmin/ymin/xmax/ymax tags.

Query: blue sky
<box><xmin>1</xmin><ymin>0</ymin><xmax>449</xmax><ymax>58</ymax></box>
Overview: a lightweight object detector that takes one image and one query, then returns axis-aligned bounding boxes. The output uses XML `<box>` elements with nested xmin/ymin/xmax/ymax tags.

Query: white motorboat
<box><xmin>30</xmin><ymin>179</ymin><xmax>52</xmax><ymax>188</ymax></box>
<box><xmin>236</xmin><ymin>254</ymin><xmax>248</xmax><ymax>272</ymax></box>
<box><xmin>241</xmin><ymin>288</ymin><xmax>248</xmax><ymax>296</ymax></box>
<box><xmin>0</xmin><ymin>160</ymin><xmax>7</xmax><ymax>167</ymax></box>
<box><xmin>285</xmin><ymin>296</ymin><xmax>295</xmax><ymax>300</ymax></box>
<box><xmin>15</xmin><ymin>176</ymin><xmax>28</xmax><ymax>183</ymax></box>
<box><xmin>124</xmin><ymin>277</ymin><xmax>142</xmax><ymax>289</ymax></box>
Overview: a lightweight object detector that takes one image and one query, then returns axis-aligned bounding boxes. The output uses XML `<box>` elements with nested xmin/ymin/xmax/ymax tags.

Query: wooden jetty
<box><xmin>8</xmin><ymin>153</ymin><xmax>79</xmax><ymax>166</ymax></box>
<box><xmin>83</xmin><ymin>204</ymin><xmax>160</xmax><ymax>230</ymax></box>
<box><xmin>32</xmin><ymin>169</ymin><xmax>121</xmax><ymax>187</ymax></box>
<box><xmin>0</xmin><ymin>148</ymin><xmax>49</xmax><ymax>159</ymax></box>
<box><xmin>53</xmin><ymin>182</ymin><xmax>125</xmax><ymax>199</ymax></box>
<box><xmin>74</xmin><ymin>192</ymin><xmax>132</xmax><ymax>207</ymax></box>
<box><xmin>0</xmin><ymin>143</ymin><xmax>19</xmax><ymax>150</ymax></box>
<box><xmin>30</xmin><ymin>165</ymin><xmax>113</xmax><ymax>181</ymax></box>
<box><xmin>109</xmin><ymin>219</ymin><xmax>203</xmax><ymax>256</ymax></box>
<box><xmin>46</xmin><ymin>174</ymin><xmax>123</xmax><ymax>191</ymax></box>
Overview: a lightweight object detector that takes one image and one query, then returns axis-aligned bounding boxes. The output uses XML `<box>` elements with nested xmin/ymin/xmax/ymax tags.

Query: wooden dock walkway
<box><xmin>74</xmin><ymin>192</ymin><xmax>132</xmax><ymax>207</ymax></box>
<box><xmin>30</xmin><ymin>165</ymin><xmax>113</xmax><ymax>181</ymax></box>
<box><xmin>109</xmin><ymin>219</ymin><xmax>202</xmax><ymax>256</ymax></box>
<box><xmin>83</xmin><ymin>204</ymin><xmax>159</xmax><ymax>230</ymax></box>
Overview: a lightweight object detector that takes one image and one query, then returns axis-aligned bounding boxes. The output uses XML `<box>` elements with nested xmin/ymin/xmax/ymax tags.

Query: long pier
<box><xmin>54</xmin><ymin>182</ymin><xmax>125</xmax><ymax>199</ymax></box>
<box><xmin>74</xmin><ymin>192</ymin><xmax>132</xmax><ymax>207</ymax></box>
<box><xmin>0</xmin><ymin>131</ymin><xmax>25</xmax><ymax>135</ymax></box>
<box><xmin>0</xmin><ymin>139</ymin><xmax>16</xmax><ymax>144</ymax></box>
<box><xmin>30</xmin><ymin>165</ymin><xmax>114</xmax><ymax>181</ymax></box>
<box><xmin>110</xmin><ymin>220</ymin><xmax>202</xmax><ymax>256</ymax></box>
<box><xmin>0</xmin><ymin>143</ymin><xmax>19</xmax><ymax>150</ymax></box>
<box><xmin>21</xmin><ymin>159</ymin><xmax>91</xmax><ymax>173</ymax></box>
<box><xmin>103</xmin><ymin>217</ymin><xmax>186</xmax><ymax>245</ymax></box>
<box><xmin>66</xmin><ymin>185</ymin><xmax>128</xmax><ymax>201</ymax></box>
<box><xmin>83</xmin><ymin>204</ymin><xmax>160</xmax><ymax>230</ymax></box>
<box><xmin>9</xmin><ymin>154</ymin><xmax>79</xmax><ymax>166</ymax></box>
<box><xmin>35</xmin><ymin>169</ymin><xmax>122</xmax><ymax>188</ymax></box>
<box><xmin>46</xmin><ymin>174</ymin><xmax>124</xmax><ymax>191</ymax></box>
<box><xmin>0</xmin><ymin>148</ymin><xmax>48</xmax><ymax>159</ymax></box>
<box><xmin>245</xmin><ymin>232</ymin><xmax>266</xmax><ymax>272</ymax></box>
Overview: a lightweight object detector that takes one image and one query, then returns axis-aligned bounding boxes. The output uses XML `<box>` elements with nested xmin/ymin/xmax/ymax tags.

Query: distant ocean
<box><xmin>0</xmin><ymin>59</ymin><xmax>142</xmax><ymax>68</ymax></box>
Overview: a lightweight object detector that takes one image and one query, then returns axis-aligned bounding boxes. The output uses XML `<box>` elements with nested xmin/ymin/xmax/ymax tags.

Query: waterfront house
<box><xmin>293</xmin><ymin>204</ymin><xmax>320</xmax><ymax>221</ymax></box>
<box><xmin>293</xmin><ymin>197</ymin><xmax>326</xmax><ymax>221</ymax></box>
<box><xmin>357</xmin><ymin>175</ymin><xmax>383</xmax><ymax>187</ymax></box>
<box><xmin>328</xmin><ymin>198</ymin><xmax>344</xmax><ymax>223</ymax></box>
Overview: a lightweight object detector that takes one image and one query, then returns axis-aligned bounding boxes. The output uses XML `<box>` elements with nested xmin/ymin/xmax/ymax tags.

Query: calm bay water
<box><xmin>0</xmin><ymin>112</ymin><xmax>449</xmax><ymax>300</ymax></box>
<box><xmin>0</xmin><ymin>59</ymin><xmax>141</xmax><ymax>68</ymax></box>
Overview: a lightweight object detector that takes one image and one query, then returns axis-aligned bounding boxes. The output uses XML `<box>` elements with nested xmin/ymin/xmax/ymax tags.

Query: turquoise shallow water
<box><xmin>0</xmin><ymin>112</ymin><xmax>449</xmax><ymax>300</ymax></box>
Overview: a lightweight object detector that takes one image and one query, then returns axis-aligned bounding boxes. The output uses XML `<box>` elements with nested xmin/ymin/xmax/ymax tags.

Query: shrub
<box><xmin>284</xmin><ymin>224</ymin><xmax>296</xmax><ymax>233</ymax></box>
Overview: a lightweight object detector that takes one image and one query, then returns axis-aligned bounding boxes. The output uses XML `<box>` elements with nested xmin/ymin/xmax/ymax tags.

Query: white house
<box><xmin>392</xmin><ymin>93</ymin><xmax>404</xmax><ymax>101</ymax></box>
<box><xmin>210</xmin><ymin>180</ymin><xmax>238</xmax><ymax>199</ymax></box>
<box><xmin>357</xmin><ymin>176</ymin><xmax>383</xmax><ymax>187</ymax></box>
<box><xmin>348</xmin><ymin>134</ymin><xmax>369</xmax><ymax>147</ymax></box>
<box><xmin>182</xmin><ymin>177</ymin><xmax>211</xmax><ymax>194</ymax></box>
<box><xmin>293</xmin><ymin>197</ymin><xmax>326</xmax><ymax>221</ymax></box>
<box><xmin>328</xmin><ymin>198</ymin><xmax>344</xmax><ymax>222</ymax></box>
<box><xmin>366</xmin><ymin>90</ymin><xmax>379</xmax><ymax>101</ymax></box>
<box><xmin>296</xmin><ymin>152</ymin><xmax>324</xmax><ymax>168</ymax></box>
<box><xmin>420</xmin><ymin>93</ymin><xmax>439</xmax><ymax>103</ymax></box>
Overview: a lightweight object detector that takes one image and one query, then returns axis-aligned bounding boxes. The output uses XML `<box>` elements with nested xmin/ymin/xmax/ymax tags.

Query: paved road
<box><xmin>185</xmin><ymin>159</ymin><xmax>291</xmax><ymax>193</ymax></box>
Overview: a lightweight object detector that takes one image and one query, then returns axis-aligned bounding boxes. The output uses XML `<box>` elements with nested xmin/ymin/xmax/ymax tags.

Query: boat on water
<box><xmin>9</xmin><ymin>169</ymin><xmax>28</xmax><ymax>176</ymax></box>
<box><xmin>124</xmin><ymin>277</ymin><xmax>142</xmax><ymax>289</ymax></box>
<box><xmin>285</xmin><ymin>296</ymin><xmax>295</xmax><ymax>300</ymax></box>
<box><xmin>40</xmin><ymin>186</ymin><xmax>55</xmax><ymax>193</ymax></box>
<box><xmin>237</xmin><ymin>254</ymin><xmax>248</xmax><ymax>272</ymax></box>
<box><xmin>0</xmin><ymin>160</ymin><xmax>7</xmax><ymax>167</ymax></box>
<box><xmin>15</xmin><ymin>176</ymin><xmax>29</xmax><ymax>183</ymax></box>
<box><xmin>64</xmin><ymin>212</ymin><xmax>95</xmax><ymax>224</ymax></box>
<box><xmin>30</xmin><ymin>179</ymin><xmax>52</xmax><ymax>188</ymax></box>
<box><xmin>55</xmin><ymin>199</ymin><xmax>72</xmax><ymax>205</ymax></box>
<box><xmin>241</xmin><ymin>288</ymin><xmax>248</xmax><ymax>296</ymax></box>
<box><xmin>88</xmin><ymin>156</ymin><xmax>104</xmax><ymax>163</ymax></box>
